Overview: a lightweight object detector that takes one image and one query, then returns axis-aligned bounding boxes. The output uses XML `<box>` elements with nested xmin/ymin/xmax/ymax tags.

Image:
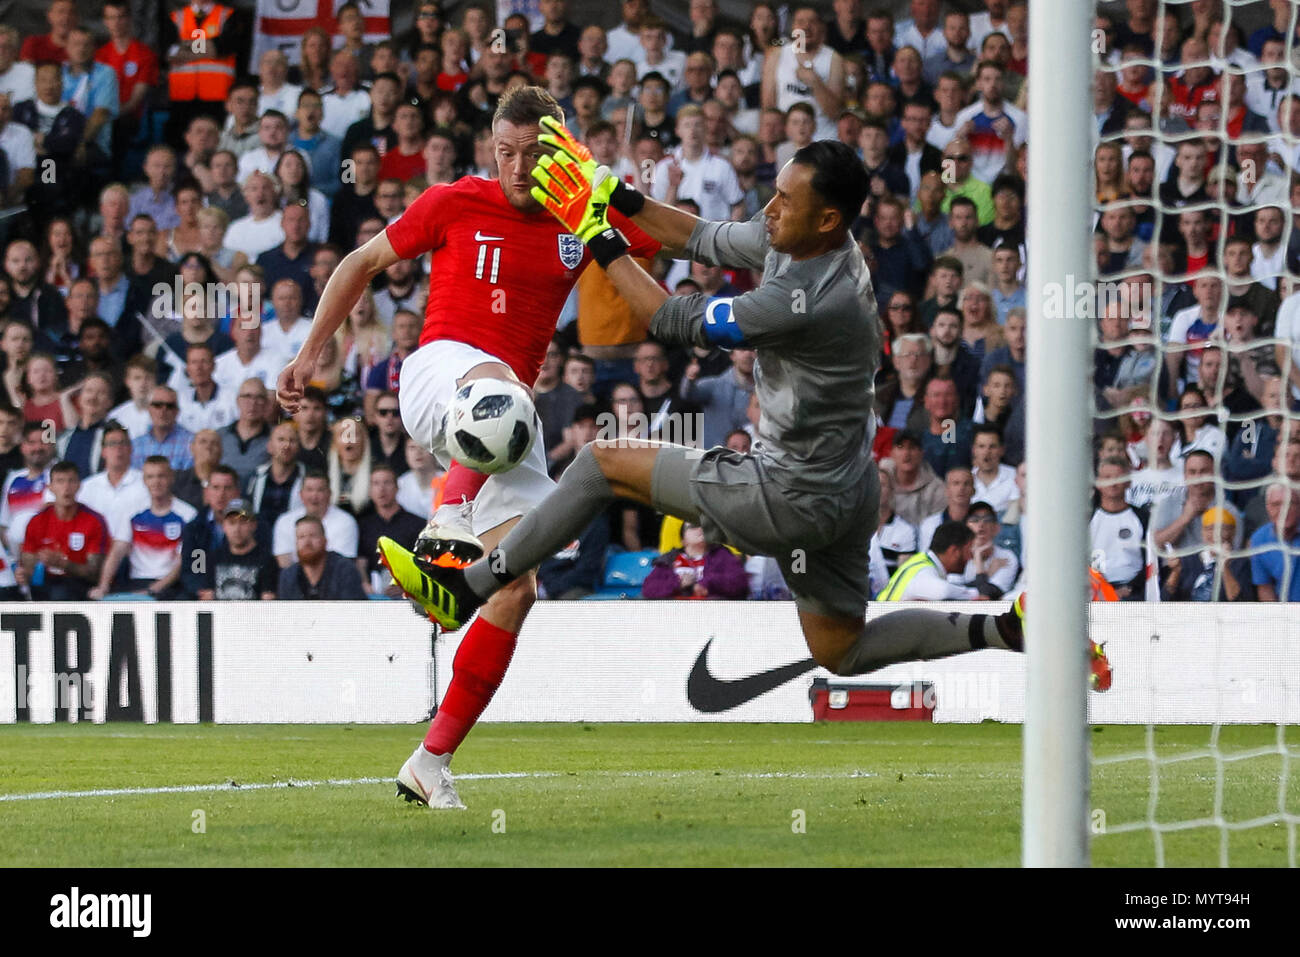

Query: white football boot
<box><xmin>412</xmin><ymin>498</ymin><xmax>484</xmax><ymax>568</ymax></box>
<box><xmin>396</xmin><ymin>744</ymin><xmax>466</xmax><ymax>810</ymax></box>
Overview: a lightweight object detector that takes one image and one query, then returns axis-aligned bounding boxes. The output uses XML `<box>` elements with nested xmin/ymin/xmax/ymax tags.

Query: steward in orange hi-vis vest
<box><xmin>168</xmin><ymin>3</ymin><xmax>238</xmax><ymax>103</ymax></box>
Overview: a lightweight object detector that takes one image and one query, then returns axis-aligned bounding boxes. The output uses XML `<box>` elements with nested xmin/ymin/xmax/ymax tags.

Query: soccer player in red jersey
<box><xmin>277</xmin><ymin>86</ymin><xmax>659</xmax><ymax>809</ymax></box>
<box><xmin>21</xmin><ymin>461</ymin><xmax>108</xmax><ymax>601</ymax></box>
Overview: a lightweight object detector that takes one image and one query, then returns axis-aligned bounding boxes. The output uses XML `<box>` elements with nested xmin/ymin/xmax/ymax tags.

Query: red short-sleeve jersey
<box><xmin>20</xmin><ymin>35</ymin><xmax>68</xmax><ymax>63</ymax></box>
<box><xmin>22</xmin><ymin>504</ymin><xmax>109</xmax><ymax>575</ymax></box>
<box><xmin>96</xmin><ymin>39</ymin><xmax>160</xmax><ymax>110</ymax></box>
<box><xmin>385</xmin><ymin>176</ymin><xmax>661</xmax><ymax>386</ymax></box>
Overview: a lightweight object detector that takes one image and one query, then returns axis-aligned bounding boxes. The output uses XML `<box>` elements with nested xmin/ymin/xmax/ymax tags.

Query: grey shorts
<box><xmin>651</xmin><ymin>446</ymin><xmax>879</xmax><ymax>620</ymax></box>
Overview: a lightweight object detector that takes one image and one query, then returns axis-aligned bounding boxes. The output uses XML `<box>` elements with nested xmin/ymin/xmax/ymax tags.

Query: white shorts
<box><xmin>398</xmin><ymin>339</ymin><xmax>555</xmax><ymax>536</ymax></box>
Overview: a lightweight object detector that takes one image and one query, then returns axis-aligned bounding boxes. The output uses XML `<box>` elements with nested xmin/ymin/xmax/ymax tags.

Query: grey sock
<box><xmin>834</xmin><ymin>609</ymin><xmax>1009</xmax><ymax>676</ymax></box>
<box><xmin>464</xmin><ymin>444</ymin><xmax>614</xmax><ymax>599</ymax></box>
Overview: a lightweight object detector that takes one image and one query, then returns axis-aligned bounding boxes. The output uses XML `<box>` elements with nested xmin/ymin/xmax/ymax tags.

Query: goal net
<box><xmin>1085</xmin><ymin>0</ymin><xmax>1300</xmax><ymax>866</ymax></box>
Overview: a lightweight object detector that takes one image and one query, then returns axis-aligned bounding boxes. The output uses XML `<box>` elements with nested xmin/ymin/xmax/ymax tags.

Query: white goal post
<box><xmin>1023</xmin><ymin>0</ymin><xmax>1095</xmax><ymax>867</ymax></box>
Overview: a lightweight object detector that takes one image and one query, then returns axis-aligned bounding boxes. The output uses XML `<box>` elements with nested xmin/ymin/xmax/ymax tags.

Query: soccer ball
<box><xmin>443</xmin><ymin>379</ymin><xmax>538</xmax><ymax>474</ymax></box>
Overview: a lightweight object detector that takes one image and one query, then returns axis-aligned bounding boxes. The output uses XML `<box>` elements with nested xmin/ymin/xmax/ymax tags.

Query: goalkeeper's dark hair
<box><xmin>493</xmin><ymin>85</ymin><xmax>564</xmax><ymax>130</ymax></box>
<box><xmin>791</xmin><ymin>140</ymin><xmax>871</xmax><ymax>229</ymax></box>
<box><xmin>931</xmin><ymin>520</ymin><xmax>975</xmax><ymax>555</ymax></box>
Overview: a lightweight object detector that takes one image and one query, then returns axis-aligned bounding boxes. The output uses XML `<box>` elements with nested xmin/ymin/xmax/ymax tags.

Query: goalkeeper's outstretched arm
<box><xmin>619</xmin><ymin>194</ymin><xmax>703</xmax><ymax>258</ymax></box>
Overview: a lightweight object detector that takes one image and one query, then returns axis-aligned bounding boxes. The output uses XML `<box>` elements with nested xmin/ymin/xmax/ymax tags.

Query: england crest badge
<box><xmin>165</xmin><ymin>522</ymin><xmax>183</xmax><ymax>540</ymax></box>
<box><xmin>558</xmin><ymin>234</ymin><xmax>585</xmax><ymax>270</ymax></box>
<box><xmin>68</xmin><ymin>532</ymin><xmax>85</xmax><ymax>551</ymax></box>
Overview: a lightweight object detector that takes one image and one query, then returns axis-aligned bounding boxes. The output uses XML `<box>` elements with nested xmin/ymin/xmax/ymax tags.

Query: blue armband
<box><xmin>702</xmin><ymin>297</ymin><xmax>747</xmax><ymax>348</ymax></box>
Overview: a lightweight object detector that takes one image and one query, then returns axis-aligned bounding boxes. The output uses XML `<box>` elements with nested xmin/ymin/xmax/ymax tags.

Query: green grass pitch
<box><xmin>1</xmin><ymin>723</ymin><xmax>1295</xmax><ymax>867</ymax></box>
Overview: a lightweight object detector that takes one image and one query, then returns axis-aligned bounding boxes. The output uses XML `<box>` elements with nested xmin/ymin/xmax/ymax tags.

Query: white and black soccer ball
<box><xmin>443</xmin><ymin>379</ymin><xmax>538</xmax><ymax>474</ymax></box>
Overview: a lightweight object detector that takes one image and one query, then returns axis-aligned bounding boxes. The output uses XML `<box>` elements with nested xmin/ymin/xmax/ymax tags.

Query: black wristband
<box><xmin>609</xmin><ymin>180</ymin><xmax>646</xmax><ymax>217</ymax></box>
<box><xmin>587</xmin><ymin>227</ymin><xmax>630</xmax><ymax>269</ymax></box>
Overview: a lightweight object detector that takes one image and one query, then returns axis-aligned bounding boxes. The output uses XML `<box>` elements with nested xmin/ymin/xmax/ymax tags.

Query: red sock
<box><xmin>423</xmin><ymin>618</ymin><xmax>518</xmax><ymax>756</ymax></box>
<box><xmin>440</xmin><ymin>462</ymin><xmax>490</xmax><ymax>507</ymax></box>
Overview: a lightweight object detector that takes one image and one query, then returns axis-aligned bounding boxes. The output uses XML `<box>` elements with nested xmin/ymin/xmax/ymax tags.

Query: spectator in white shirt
<box><xmin>108</xmin><ymin>356</ymin><xmax>158</xmax><ymax>439</ymax></box>
<box><xmin>174</xmin><ymin>343</ymin><xmax>236</xmax><ymax>433</ymax></box>
<box><xmin>606</xmin><ymin>0</ymin><xmax>665</xmax><ymax>65</ymax></box>
<box><xmin>257</xmin><ymin>50</ymin><xmax>302</xmax><ymax>118</ymax></box>
<box><xmin>650</xmin><ymin>106</ymin><xmax>745</xmax><ymax>222</ymax></box>
<box><xmin>236</xmin><ymin>109</ymin><xmax>292</xmax><ymax>182</ymax></box>
<box><xmin>272</xmin><ymin>470</ymin><xmax>359</xmax><ymax>568</ymax></box>
<box><xmin>0</xmin><ymin>91</ymin><xmax>36</xmax><ymax>207</ymax></box>
<box><xmin>967</xmin><ymin>0</ymin><xmax>1011</xmax><ymax>54</ymax></box>
<box><xmin>77</xmin><ymin>421</ymin><xmax>150</xmax><ymax>532</ymax></box>
<box><xmin>225</xmin><ymin>171</ymin><xmax>285</xmax><ymax>260</ymax></box>
<box><xmin>894</xmin><ymin>0</ymin><xmax>946</xmax><ymax>60</ymax></box>
<box><xmin>1250</xmin><ymin>206</ymin><xmax>1286</xmax><ymax>291</ymax></box>
<box><xmin>321</xmin><ymin>49</ymin><xmax>371</xmax><ymax>141</ymax></box>
<box><xmin>958</xmin><ymin>499</ymin><xmax>1019</xmax><ymax>597</ymax></box>
<box><xmin>260</xmin><ymin>279</ymin><xmax>314</xmax><ymax>368</ymax></box>
<box><xmin>635</xmin><ymin>16</ymin><xmax>686</xmax><ymax>88</ymax></box>
<box><xmin>970</xmin><ymin>424</ymin><xmax>1018</xmax><ymax>512</ymax></box>
<box><xmin>0</xmin><ymin>27</ymin><xmax>35</xmax><ymax>103</ymax></box>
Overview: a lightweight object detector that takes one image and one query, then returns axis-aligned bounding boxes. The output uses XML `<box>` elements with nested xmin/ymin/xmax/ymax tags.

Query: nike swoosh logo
<box><xmin>474</xmin><ymin>231</ymin><xmax>504</xmax><ymax>242</ymax></box>
<box><xmin>686</xmin><ymin>638</ymin><xmax>818</xmax><ymax>713</ymax></box>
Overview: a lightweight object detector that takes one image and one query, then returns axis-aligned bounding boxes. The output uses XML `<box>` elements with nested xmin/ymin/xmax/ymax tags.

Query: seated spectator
<box><xmin>1249</xmin><ymin>483</ymin><xmax>1300</xmax><ymax>602</ymax></box>
<box><xmin>1</xmin><ymin>421</ymin><xmax>56</xmax><ymax>581</ymax></box>
<box><xmin>870</xmin><ymin>196</ymin><xmax>932</xmax><ymax>309</ymax></box>
<box><xmin>1090</xmin><ymin>456</ymin><xmax>1148</xmax><ymax>600</ymax></box>
<box><xmin>876</xmin><ymin>520</ymin><xmax>982</xmax><ymax>601</ymax></box>
<box><xmin>538</xmin><ymin>503</ymin><xmax>611</xmax><ymax>601</ymax></box>
<box><xmin>946</xmin><ymin>195</ymin><xmax>993</xmax><ymax>283</ymax></box>
<box><xmin>198</xmin><ymin>499</ymin><xmax>278</xmax><ymax>600</ymax></box>
<box><xmin>213</xmin><ymin>319</ymin><xmax>279</xmax><ymax>404</ymax></box>
<box><xmin>5</xmin><ymin>245</ymin><xmax>67</xmax><ymax>343</ymax></box>
<box><xmin>108</xmin><ymin>357</ymin><xmax>155</xmax><ymax>439</ymax></box>
<box><xmin>91</xmin><ymin>455</ymin><xmax>197</xmax><ymax>599</ymax></box>
<box><xmin>397</xmin><ymin>438</ymin><xmax>441</xmax><ymax>519</ymax></box>
<box><xmin>20</xmin><ymin>461</ymin><xmax>107</xmax><ymax>600</ymax></box>
<box><xmin>980</xmin><ymin>308</ymin><xmax>1027</xmax><ymax>393</ymax></box>
<box><xmin>958</xmin><ymin>282</ymin><xmax>1003</xmax><ymax>361</ymax></box>
<box><xmin>876</xmin><ymin>332</ymin><xmax>932</xmax><ymax>432</ymax></box>
<box><xmin>928</xmin><ymin>307</ymin><xmax>980</xmax><ymax>414</ymax></box>
<box><xmin>20</xmin><ymin>353</ymin><xmax>73</xmax><ymax>433</ymax></box>
<box><xmin>172</xmin><ymin>429</ymin><xmax>223</xmax><ymax>512</ymax></box>
<box><xmin>918</xmin><ymin>465</ymin><xmax>976</xmax><ymax>551</ymax></box>
<box><xmin>908</xmin><ymin>171</ymin><xmax>956</xmax><ymax>258</ymax></box>
<box><xmin>641</xmin><ymin>521</ymin><xmax>748</xmax><ymax>600</ymax></box>
<box><xmin>1223</xmin><ymin>376</ymin><xmax>1287</xmax><ymax>504</ymax></box>
<box><xmin>225</xmin><ymin>171</ymin><xmax>285</xmax><ymax>260</ymax></box>
<box><xmin>919</xmin><ymin>254</ymin><xmax>963</xmax><ymax>329</ymax></box>
<box><xmin>989</xmin><ymin>246</ymin><xmax>1025</xmax><ymax>323</ymax></box>
<box><xmin>371</xmin><ymin>263</ymin><xmax>423</xmax><ymax>332</ymax></box>
<box><xmin>958</xmin><ymin>500</ymin><xmax>1019</xmax><ymax>598</ymax></box>
<box><xmin>294</xmin><ymin>386</ymin><xmax>332</xmax><ymax>471</ymax></box>
<box><xmin>977</xmin><ymin>173</ymin><xmax>1026</xmax><ymax>250</ymax></box>
<box><xmin>938</xmin><ymin>137</ymin><xmax>994</xmax><ymax>225</ymax></box>
<box><xmin>61</xmin><ymin>318</ymin><xmax>125</xmax><ymax>396</ymax></box>
<box><xmin>0</xmin><ymin>405</ymin><xmax>23</xmax><ymax>479</ymax></box>
<box><xmin>682</xmin><ymin>347</ymin><xmax>756</xmax><ymax>450</ymax></box>
<box><xmin>256</xmin><ymin>199</ymin><xmax>317</xmax><ymax>306</ymax></box>
<box><xmin>178</xmin><ymin>464</ymin><xmax>240</xmax><ymax>598</ymax></box>
<box><xmin>220</xmin><ymin>379</ymin><xmax>273</xmax><ymax>486</ymax></box>
<box><xmin>77</xmin><ymin>421</ymin><xmax>148</xmax><ymax>531</ymax></box>
<box><xmin>872</xmin><ymin>466</ymin><xmax>919</xmax><ymax>582</ymax></box>
<box><xmin>1162</xmin><ymin>507</ymin><xmax>1254</xmax><ymax>602</ymax></box>
<box><xmin>369</xmin><ymin>391</ymin><xmax>408</xmax><ymax>475</ymax></box>
<box><xmin>1168</xmin><ymin>385</ymin><xmax>1227</xmax><ymax>465</ymax></box>
<box><xmin>173</xmin><ymin>344</ymin><xmax>236</xmax><ymax>433</ymax></box>
<box><xmin>261</xmin><ymin>278</ymin><xmax>314</xmax><ymax>368</ymax></box>
<box><xmin>56</xmin><ymin>371</ymin><xmax>113</xmax><ymax>477</ymax></box>
<box><xmin>277</xmin><ymin>514</ymin><xmax>366</xmax><ymax>600</ymax></box>
<box><xmin>246</xmin><ymin>422</ymin><xmax>304</xmax><ymax>530</ymax></box>
<box><xmin>355</xmin><ymin>464</ymin><xmax>424</xmax><ymax>595</ymax></box>
<box><xmin>633</xmin><ymin>339</ymin><xmax>698</xmax><ymax>448</ymax></box>
<box><xmin>272</xmin><ymin>470</ymin><xmax>359</xmax><ymax>568</ymax></box>
<box><xmin>919</xmin><ymin>376</ymin><xmax>974</xmax><ymax>477</ymax></box>
<box><xmin>328</xmin><ymin>416</ymin><xmax>373</xmax><ymax>515</ymax></box>
<box><xmin>132</xmin><ymin>385</ymin><xmax>194</xmax><ymax>471</ymax></box>
<box><xmin>975</xmin><ymin>363</ymin><xmax>1018</xmax><ymax>434</ymax></box>
<box><xmin>881</xmin><ymin>429</ymin><xmax>945</xmax><ymax>527</ymax></box>
<box><xmin>970</xmin><ymin>425</ymin><xmax>1018</xmax><ymax>513</ymax></box>
<box><xmin>1127</xmin><ymin>419</ymin><xmax>1183</xmax><ymax>509</ymax></box>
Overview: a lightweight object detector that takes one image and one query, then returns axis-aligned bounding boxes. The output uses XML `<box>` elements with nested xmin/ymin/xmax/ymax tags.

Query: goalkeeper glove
<box><xmin>535</xmin><ymin>115</ymin><xmax>646</xmax><ymax>217</ymax></box>
<box><xmin>530</xmin><ymin>118</ymin><xmax>636</xmax><ymax>267</ymax></box>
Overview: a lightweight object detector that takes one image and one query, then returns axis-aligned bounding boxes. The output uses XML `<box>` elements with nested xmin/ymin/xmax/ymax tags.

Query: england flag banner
<box><xmin>253</xmin><ymin>0</ymin><xmax>392</xmax><ymax>66</ymax></box>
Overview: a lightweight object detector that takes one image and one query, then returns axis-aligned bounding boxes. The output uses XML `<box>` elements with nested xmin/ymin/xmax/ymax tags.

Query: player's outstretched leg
<box><xmin>806</xmin><ymin>594</ymin><xmax>1112</xmax><ymax>691</ymax></box>
<box><xmin>381</xmin><ymin>442</ymin><xmax>640</xmax><ymax>630</ymax></box>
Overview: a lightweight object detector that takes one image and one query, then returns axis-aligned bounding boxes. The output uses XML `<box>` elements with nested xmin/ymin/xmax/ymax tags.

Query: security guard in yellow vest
<box><xmin>877</xmin><ymin>520</ymin><xmax>983</xmax><ymax>601</ymax></box>
<box><xmin>162</xmin><ymin>1</ymin><xmax>251</xmax><ymax>141</ymax></box>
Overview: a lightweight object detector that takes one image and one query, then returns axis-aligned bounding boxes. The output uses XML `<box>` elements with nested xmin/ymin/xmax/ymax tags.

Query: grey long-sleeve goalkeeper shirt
<box><xmin>649</xmin><ymin>215</ymin><xmax>881</xmax><ymax>494</ymax></box>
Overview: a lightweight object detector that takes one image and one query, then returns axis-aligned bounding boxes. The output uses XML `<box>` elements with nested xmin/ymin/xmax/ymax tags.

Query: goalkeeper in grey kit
<box><xmin>380</xmin><ymin>117</ymin><xmax>1108</xmax><ymax>687</ymax></box>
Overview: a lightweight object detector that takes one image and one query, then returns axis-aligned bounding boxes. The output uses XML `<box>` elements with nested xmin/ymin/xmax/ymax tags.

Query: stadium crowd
<box><xmin>0</xmin><ymin>0</ymin><xmax>1296</xmax><ymax>603</ymax></box>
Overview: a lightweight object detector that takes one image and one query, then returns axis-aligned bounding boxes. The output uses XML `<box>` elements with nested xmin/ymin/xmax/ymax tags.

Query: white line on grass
<box><xmin>0</xmin><ymin>769</ymin><xmax>876</xmax><ymax>803</ymax></box>
<box><xmin>0</xmin><ymin>772</ymin><xmax>542</xmax><ymax>803</ymax></box>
